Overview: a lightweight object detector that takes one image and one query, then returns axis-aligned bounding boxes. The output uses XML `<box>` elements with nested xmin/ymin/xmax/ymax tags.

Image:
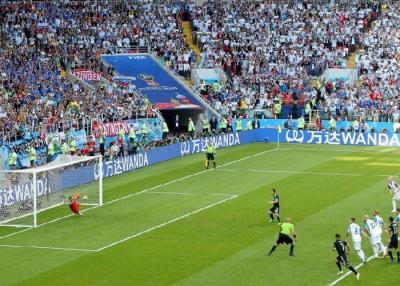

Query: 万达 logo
<box><xmin>180</xmin><ymin>141</ymin><xmax>190</xmax><ymax>156</ymax></box>
<box><xmin>285</xmin><ymin>130</ymin><xmax>304</xmax><ymax>143</ymax></box>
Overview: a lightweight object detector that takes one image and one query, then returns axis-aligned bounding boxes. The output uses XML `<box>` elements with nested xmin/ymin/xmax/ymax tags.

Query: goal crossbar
<box><xmin>0</xmin><ymin>155</ymin><xmax>103</xmax><ymax>228</ymax></box>
<box><xmin>8</xmin><ymin>155</ymin><xmax>102</xmax><ymax>174</ymax></box>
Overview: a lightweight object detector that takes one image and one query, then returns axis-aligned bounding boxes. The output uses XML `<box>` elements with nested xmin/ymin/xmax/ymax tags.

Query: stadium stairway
<box><xmin>346</xmin><ymin>52</ymin><xmax>357</xmax><ymax>69</ymax></box>
<box><xmin>182</xmin><ymin>21</ymin><xmax>201</xmax><ymax>64</ymax></box>
<box><xmin>181</xmin><ymin>21</ymin><xmax>201</xmax><ymax>87</ymax></box>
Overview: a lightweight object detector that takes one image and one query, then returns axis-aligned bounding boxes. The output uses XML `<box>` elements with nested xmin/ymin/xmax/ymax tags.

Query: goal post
<box><xmin>0</xmin><ymin>155</ymin><xmax>103</xmax><ymax>228</ymax></box>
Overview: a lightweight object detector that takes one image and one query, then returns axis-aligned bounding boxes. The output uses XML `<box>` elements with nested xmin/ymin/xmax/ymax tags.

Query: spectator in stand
<box><xmin>316</xmin><ymin>118</ymin><xmax>323</xmax><ymax>131</ymax></box>
<box><xmin>0</xmin><ymin>0</ymin><xmax>398</xmax><ymax>148</ymax></box>
<box><xmin>209</xmin><ymin>116</ymin><xmax>218</xmax><ymax>134</ymax></box>
<box><xmin>80</xmin><ymin>143</ymin><xmax>90</xmax><ymax>156</ymax></box>
<box><xmin>87</xmin><ymin>136</ymin><xmax>96</xmax><ymax>156</ymax></box>
<box><xmin>284</xmin><ymin>117</ymin><xmax>294</xmax><ymax>130</ymax></box>
<box><xmin>99</xmin><ymin>131</ymin><xmax>106</xmax><ymax>156</ymax></box>
<box><xmin>118</xmin><ymin>135</ymin><xmax>124</xmax><ymax>157</ymax></box>
<box><xmin>393</xmin><ymin>119</ymin><xmax>400</xmax><ymax>133</ymax></box>
<box><xmin>109</xmin><ymin>141</ymin><xmax>120</xmax><ymax>159</ymax></box>
<box><xmin>360</xmin><ymin>119</ymin><xmax>369</xmax><ymax>132</ymax></box>
<box><xmin>190</xmin><ymin>0</ymin><xmax>386</xmax><ymax>122</ymax></box>
<box><xmin>0</xmin><ymin>1</ymin><xmax>194</xmax><ymax>141</ymax></box>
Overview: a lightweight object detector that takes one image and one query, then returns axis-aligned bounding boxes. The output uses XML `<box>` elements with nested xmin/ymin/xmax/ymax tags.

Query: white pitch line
<box><xmin>95</xmin><ymin>194</ymin><xmax>239</xmax><ymax>252</ymax></box>
<box><xmin>145</xmin><ymin>191</ymin><xmax>238</xmax><ymax>197</ymax></box>
<box><xmin>145</xmin><ymin>191</ymin><xmax>195</xmax><ymax>195</ymax></box>
<box><xmin>0</xmin><ymin>244</ymin><xmax>96</xmax><ymax>252</ymax></box>
<box><xmin>208</xmin><ymin>193</ymin><xmax>238</xmax><ymax>197</ymax></box>
<box><xmin>0</xmin><ymin>193</ymin><xmax>239</xmax><ymax>252</ymax></box>
<box><xmin>327</xmin><ymin>254</ymin><xmax>377</xmax><ymax>286</ymax></box>
<box><xmin>0</xmin><ymin>147</ymin><xmax>279</xmax><ymax>241</ymax></box>
<box><xmin>217</xmin><ymin>168</ymin><xmax>392</xmax><ymax>178</ymax></box>
<box><xmin>0</xmin><ymin>205</ymin><xmax>98</xmax><ymax>239</ymax></box>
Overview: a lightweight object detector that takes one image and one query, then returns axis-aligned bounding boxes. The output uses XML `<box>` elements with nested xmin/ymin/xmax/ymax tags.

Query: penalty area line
<box><xmin>0</xmin><ymin>147</ymin><xmax>278</xmax><ymax>241</ymax></box>
<box><xmin>145</xmin><ymin>191</ymin><xmax>238</xmax><ymax>197</ymax></box>
<box><xmin>95</xmin><ymin>194</ymin><xmax>239</xmax><ymax>252</ymax></box>
<box><xmin>327</xmin><ymin>254</ymin><xmax>377</xmax><ymax>286</ymax></box>
<box><xmin>0</xmin><ymin>205</ymin><xmax>99</xmax><ymax>240</ymax></box>
<box><xmin>0</xmin><ymin>244</ymin><xmax>97</xmax><ymax>252</ymax></box>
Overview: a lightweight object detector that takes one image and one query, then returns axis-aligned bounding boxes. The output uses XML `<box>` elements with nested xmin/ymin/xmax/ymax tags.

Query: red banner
<box><xmin>72</xmin><ymin>69</ymin><xmax>102</xmax><ymax>82</ymax></box>
<box><xmin>92</xmin><ymin>121</ymin><xmax>128</xmax><ymax>138</ymax></box>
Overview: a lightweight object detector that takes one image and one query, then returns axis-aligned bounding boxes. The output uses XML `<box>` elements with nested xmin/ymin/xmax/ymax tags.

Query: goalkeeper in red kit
<box><xmin>69</xmin><ymin>193</ymin><xmax>82</xmax><ymax>216</ymax></box>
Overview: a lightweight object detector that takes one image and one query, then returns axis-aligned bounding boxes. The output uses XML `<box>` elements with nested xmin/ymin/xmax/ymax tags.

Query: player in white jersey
<box><xmin>373</xmin><ymin>210</ymin><xmax>387</xmax><ymax>234</ymax></box>
<box><xmin>363</xmin><ymin>215</ymin><xmax>385</xmax><ymax>258</ymax></box>
<box><xmin>397</xmin><ymin>208</ymin><xmax>400</xmax><ymax>224</ymax></box>
<box><xmin>346</xmin><ymin>217</ymin><xmax>367</xmax><ymax>263</ymax></box>
<box><xmin>372</xmin><ymin>210</ymin><xmax>387</xmax><ymax>257</ymax></box>
<box><xmin>387</xmin><ymin>176</ymin><xmax>400</xmax><ymax>212</ymax></box>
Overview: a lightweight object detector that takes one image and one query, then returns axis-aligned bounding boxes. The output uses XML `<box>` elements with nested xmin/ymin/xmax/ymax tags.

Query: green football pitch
<box><xmin>0</xmin><ymin>143</ymin><xmax>399</xmax><ymax>286</ymax></box>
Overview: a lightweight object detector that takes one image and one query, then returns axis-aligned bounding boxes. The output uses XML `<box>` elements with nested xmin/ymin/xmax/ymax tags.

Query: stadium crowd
<box><xmin>312</xmin><ymin>2</ymin><xmax>400</xmax><ymax>125</ymax></box>
<box><xmin>191</xmin><ymin>0</ymin><xmax>399</xmax><ymax>123</ymax></box>
<box><xmin>0</xmin><ymin>1</ymin><xmax>191</xmax><ymax>142</ymax></box>
<box><xmin>1</xmin><ymin>0</ymin><xmax>399</xmax><ymax>147</ymax></box>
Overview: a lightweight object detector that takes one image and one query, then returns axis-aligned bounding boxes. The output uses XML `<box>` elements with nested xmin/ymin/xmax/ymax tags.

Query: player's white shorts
<box><xmin>370</xmin><ymin>235</ymin><xmax>382</xmax><ymax>245</ymax></box>
<box><xmin>393</xmin><ymin>192</ymin><xmax>400</xmax><ymax>201</ymax></box>
<box><xmin>353</xmin><ymin>242</ymin><xmax>362</xmax><ymax>251</ymax></box>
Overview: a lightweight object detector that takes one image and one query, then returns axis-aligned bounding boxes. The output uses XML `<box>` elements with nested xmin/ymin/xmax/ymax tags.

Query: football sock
<box><xmin>380</xmin><ymin>243</ymin><xmax>387</xmax><ymax>254</ymax></box>
<box><xmin>392</xmin><ymin>200</ymin><xmax>397</xmax><ymax>212</ymax></box>
<box><xmin>213</xmin><ymin>161</ymin><xmax>216</xmax><ymax>169</ymax></box>
<box><xmin>372</xmin><ymin>245</ymin><xmax>379</xmax><ymax>257</ymax></box>
<box><xmin>336</xmin><ymin>261</ymin><xmax>342</xmax><ymax>271</ymax></box>
<box><xmin>269</xmin><ymin>245</ymin><xmax>277</xmax><ymax>254</ymax></box>
<box><xmin>348</xmin><ymin>266</ymin><xmax>358</xmax><ymax>275</ymax></box>
<box><xmin>397</xmin><ymin>251</ymin><xmax>400</xmax><ymax>260</ymax></box>
<box><xmin>269</xmin><ymin>214</ymin><xmax>274</xmax><ymax>220</ymax></box>
<box><xmin>388</xmin><ymin>250</ymin><xmax>393</xmax><ymax>260</ymax></box>
<box><xmin>289</xmin><ymin>244</ymin><xmax>294</xmax><ymax>255</ymax></box>
<box><xmin>357</xmin><ymin>250</ymin><xmax>365</xmax><ymax>261</ymax></box>
<box><xmin>277</xmin><ymin>216</ymin><xmax>281</xmax><ymax>223</ymax></box>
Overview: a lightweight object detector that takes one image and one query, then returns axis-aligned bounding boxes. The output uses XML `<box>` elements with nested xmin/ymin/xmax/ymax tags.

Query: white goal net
<box><xmin>0</xmin><ymin>155</ymin><xmax>103</xmax><ymax>228</ymax></box>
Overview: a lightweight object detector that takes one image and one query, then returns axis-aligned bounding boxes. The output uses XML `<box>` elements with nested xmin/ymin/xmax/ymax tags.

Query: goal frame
<box><xmin>0</xmin><ymin>155</ymin><xmax>103</xmax><ymax>228</ymax></box>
